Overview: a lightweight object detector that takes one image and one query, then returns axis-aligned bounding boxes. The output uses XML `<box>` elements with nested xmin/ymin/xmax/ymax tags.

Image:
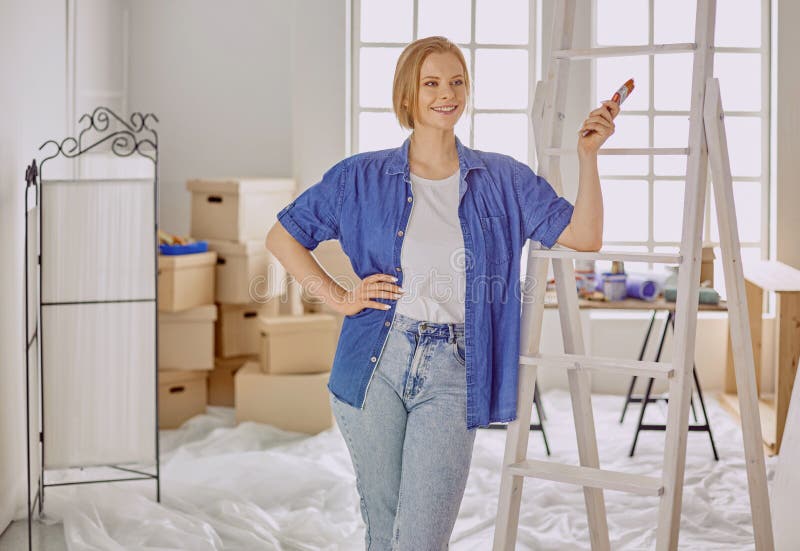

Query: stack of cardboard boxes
<box><xmin>181</xmin><ymin>177</ymin><xmax>341</xmax><ymax>435</ymax></box>
<box><xmin>301</xmin><ymin>240</ymin><xmax>360</xmax><ymax>336</ymax></box>
<box><xmin>185</xmin><ymin>177</ymin><xmax>293</xmax><ymax>411</ymax></box>
<box><xmin>156</xmin><ymin>177</ymin><xmax>349</xmax><ymax>434</ymax></box>
<box><xmin>157</xmin><ymin>248</ymin><xmax>218</xmax><ymax>429</ymax></box>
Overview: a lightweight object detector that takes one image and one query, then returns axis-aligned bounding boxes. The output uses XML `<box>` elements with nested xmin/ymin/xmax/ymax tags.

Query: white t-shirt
<box><xmin>394</xmin><ymin>169</ymin><xmax>466</xmax><ymax>323</ymax></box>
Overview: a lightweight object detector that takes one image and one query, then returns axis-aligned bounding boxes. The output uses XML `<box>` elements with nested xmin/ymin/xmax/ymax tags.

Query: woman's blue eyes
<box><xmin>424</xmin><ymin>80</ymin><xmax>464</xmax><ymax>86</ymax></box>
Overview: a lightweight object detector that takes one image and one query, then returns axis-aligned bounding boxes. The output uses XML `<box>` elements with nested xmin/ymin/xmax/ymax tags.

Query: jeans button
<box><xmin>397</xmin><ymin>230</ymin><xmax>404</xmax><ymax>237</ymax></box>
<box><xmin>384</xmin><ymin>321</ymin><xmax>390</xmax><ymax>327</ymax></box>
<box><xmin>370</xmin><ymin>356</ymin><xmax>377</xmax><ymax>363</ymax></box>
<box><xmin>395</xmin><ymin>266</ymin><xmax>402</xmax><ymax>272</ymax></box>
<box><xmin>407</xmin><ymin>196</ymin><xmax>412</xmax><ymax>202</ymax></box>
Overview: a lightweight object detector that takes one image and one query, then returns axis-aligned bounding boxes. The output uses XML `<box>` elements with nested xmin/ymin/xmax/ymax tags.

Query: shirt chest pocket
<box><xmin>479</xmin><ymin>215</ymin><xmax>512</xmax><ymax>264</ymax></box>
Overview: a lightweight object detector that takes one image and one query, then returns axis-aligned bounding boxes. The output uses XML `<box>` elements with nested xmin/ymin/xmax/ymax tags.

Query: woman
<box><xmin>266</xmin><ymin>36</ymin><xmax>617</xmax><ymax>550</ymax></box>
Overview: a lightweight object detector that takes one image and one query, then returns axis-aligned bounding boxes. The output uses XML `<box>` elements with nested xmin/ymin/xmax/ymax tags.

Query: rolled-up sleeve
<box><xmin>277</xmin><ymin>160</ymin><xmax>346</xmax><ymax>250</ymax></box>
<box><xmin>515</xmin><ymin>161</ymin><xmax>574</xmax><ymax>248</ymax></box>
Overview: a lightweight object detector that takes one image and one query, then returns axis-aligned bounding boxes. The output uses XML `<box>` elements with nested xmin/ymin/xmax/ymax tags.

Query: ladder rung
<box><xmin>506</xmin><ymin>459</ymin><xmax>664</xmax><ymax>496</ymax></box>
<box><xmin>544</xmin><ymin>147</ymin><xmax>689</xmax><ymax>156</ymax></box>
<box><xmin>529</xmin><ymin>249</ymin><xmax>682</xmax><ymax>264</ymax></box>
<box><xmin>553</xmin><ymin>43</ymin><xmax>697</xmax><ymax>60</ymax></box>
<box><xmin>522</xmin><ymin>352</ymin><xmax>674</xmax><ymax>380</ymax></box>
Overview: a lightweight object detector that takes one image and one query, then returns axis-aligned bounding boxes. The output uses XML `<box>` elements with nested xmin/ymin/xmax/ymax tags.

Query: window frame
<box><xmin>349</xmin><ymin>0</ymin><xmax>540</xmax><ymax>164</ymax></box>
<box><xmin>590</xmin><ymin>0</ymin><xmax>771</xmax><ymax>267</ymax></box>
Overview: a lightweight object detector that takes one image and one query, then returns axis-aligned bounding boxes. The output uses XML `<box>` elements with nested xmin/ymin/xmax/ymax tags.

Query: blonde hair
<box><xmin>392</xmin><ymin>36</ymin><xmax>471</xmax><ymax>130</ymax></box>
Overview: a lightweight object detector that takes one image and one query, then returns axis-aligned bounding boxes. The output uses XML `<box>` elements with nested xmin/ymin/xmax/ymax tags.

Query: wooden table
<box><xmin>718</xmin><ymin>260</ymin><xmax>800</xmax><ymax>454</ymax></box>
<box><xmin>543</xmin><ymin>292</ymin><xmax>727</xmax><ymax>313</ymax></box>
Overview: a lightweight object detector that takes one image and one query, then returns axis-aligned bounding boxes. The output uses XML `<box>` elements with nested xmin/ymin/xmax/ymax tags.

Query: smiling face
<box><xmin>412</xmin><ymin>51</ymin><xmax>468</xmax><ymax>132</ymax></box>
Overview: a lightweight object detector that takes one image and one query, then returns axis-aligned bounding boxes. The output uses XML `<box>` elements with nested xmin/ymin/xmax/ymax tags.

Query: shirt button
<box><xmin>395</xmin><ymin>266</ymin><xmax>402</xmax><ymax>272</ymax></box>
<box><xmin>384</xmin><ymin>321</ymin><xmax>390</xmax><ymax>327</ymax></box>
<box><xmin>397</xmin><ymin>230</ymin><xmax>404</xmax><ymax>237</ymax></box>
<box><xmin>407</xmin><ymin>196</ymin><xmax>412</xmax><ymax>202</ymax></box>
<box><xmin>370</xmin><ymin>356</ymin><xmax>377</xmax><ymax>362</ymax></box>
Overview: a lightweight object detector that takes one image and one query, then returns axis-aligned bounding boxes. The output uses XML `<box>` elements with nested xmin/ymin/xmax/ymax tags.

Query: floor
<box><xmin>0</xmin><ymin>391</ymin><xmax>775</xmax><ymax>550</ymax></box>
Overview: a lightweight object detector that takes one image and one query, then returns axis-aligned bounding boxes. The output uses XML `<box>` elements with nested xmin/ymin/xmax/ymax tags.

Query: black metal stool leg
<box><xmin>620</xmin><ymin>309</ymin><xmax>657</xmax><ymax>423</ymax></box>
<box><xmin>534</xmin><ymin>382</ymin><xmax>547</xmax><ymax>422</ymax></box>
<box><xmin>484</xmin><ymin>383</ymin><xmax>550</xmax><ymax>455</ymax></box>
<box><xmin>630</xmin><ymin>377</ymin><xmax>655</xmax><ymax>457</ymax></box>
<box><xmin>620</xmin><ymin>376</ymin><xmax>638</xmax><ymax>424</ymax></box>
<box><xmin>629</xmin><ymin>311</ymin><xmax>672</xmax><ymax>457</ymax></box>
<box><xmin>693</xmin><ymin>365</ymin><xmax>720</xmax><ymax>461</ymax></box>
<box><xmin>532</xmin><ymin>387</ymin><xmax>551</xmax><ymax>456</ymax></box>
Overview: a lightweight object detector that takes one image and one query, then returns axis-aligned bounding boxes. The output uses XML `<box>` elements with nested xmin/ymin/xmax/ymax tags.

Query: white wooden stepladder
<box><xmin>493</xmin><ymin>1</ymin><xmax>774</xmax><ymax>550</ymax></box>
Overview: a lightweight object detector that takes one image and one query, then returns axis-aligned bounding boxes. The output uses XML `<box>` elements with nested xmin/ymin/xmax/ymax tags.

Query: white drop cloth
<box><xmin>37</xmin><ymin>391</ymin><xmax>775</xmax><ymax>550</ymax></box>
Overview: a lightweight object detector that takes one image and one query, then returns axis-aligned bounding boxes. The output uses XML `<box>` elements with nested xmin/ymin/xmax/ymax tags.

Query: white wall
<box><xmin>0</xmin><ymin>0</ymin><xmax>134</xmax><ymax>534</ymax></box>
<box><xmin>71</xmin><ymin>0</ymin><xmax>131</xmax><ymax>129</ymax></box>
<box><xmin>126</xmin><ymin>0</ymin><xmax>297</xmax><ymax>236</ymax></box>
<box><xmin>290</xmin><ymin>0</ymin><xmax>348</xmax><ymax>192</ymax></box>
<box><xmin>0</xmin><ymin>0</ymin><xmax>68</xmax><ymax>534</ymax></box>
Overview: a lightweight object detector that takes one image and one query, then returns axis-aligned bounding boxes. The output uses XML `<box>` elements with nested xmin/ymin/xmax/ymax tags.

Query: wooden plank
<box><xmin>656</xmin><ymin>2</ymin><xmax>716</xmax><ymax>548</ymax></box>
<box><xmin>529</xmin><ymin>249</ymin><xmax>681</xmax><ymax>264</ymax></box>
<box><xmin>507</xmin><ymin>460</ymin><xmax>664</xmax><ymax>496</ymax></box>
<box><xmin>704</xmin><ymin>78</ymin><xmax>775</xmax><ymax>550</ymax></box>
<box><xmin>717</xmin><ymin>392</ymin><xmax>777</xmax><ymax>455</ymax></box>
<box><xmin>553</xmin><ymin>257</ymin><xmax>610</xmax><ymax>551</ymax></box>
<box><xmin>775</xmin><ymin>292</ymin><xmax>800</xmax><ymax>452</ymax></box>
<box><xmin>544</xmin><ymin>147</ymin><xmax>689</xmax><ymax>156</ymax></box>
<box><xmin>725</xmin><ymin>280</ymin><xmax>762</xmax><ymax>394</ymax></box>
<box><xmin>552</xmin><ymin>43</ymin><xmax>696</xmax><ymax>59</ymax></box>
<box><xmin>744</xmin><ymin>260</ymin><xmax>800</xmax><ymax>292</ymax></box>
<box><xmin>521</xmin><ymin>352</ymin><xmax>674</xmax><ymax>379</ymax></box>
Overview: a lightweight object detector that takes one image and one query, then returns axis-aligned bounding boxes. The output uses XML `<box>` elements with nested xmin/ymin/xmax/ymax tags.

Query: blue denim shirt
<box><xmin>276</xmin><ymin>137</ymin><xmax>574</xmax><ymax>429</ymax></box>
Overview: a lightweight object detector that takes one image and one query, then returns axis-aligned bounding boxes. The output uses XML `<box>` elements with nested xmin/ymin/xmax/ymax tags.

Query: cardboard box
<box><xmin>302</xmin><ymin>239</ymin><xmax>359</xmax><ymax>306</ymax></box>
<box><xmin>258</xmin><ymin>314</ymin><xmax>337</xmax><ymax>375</ymax></box>
<box><xmin>159</xmin><ymin>304</ymin><xmax>217</xmax><ymax>370</ymax></box>
<box><xmin>216</xmin><ymin>300</ymin><xmax>279</xmax><ymax>358</ymax></box>
<box><xmin>158</xmin><ymin>252</ymin><xmax>217</xmax><ymax>312</ymax></box>
<box><xmin>208</xmin><ymin>355</ymin><xmax>256</xmax><ymax>407</ymax></box>
<box><xmin>301</xmin><ymin>300</ymin><xmax>344</xmax><ymax>338</ymax></box>
<box><xmin>207</xmin><ymin>239</ymin><xmax>286</xmax><ymax>304</ymax></box>
<box><xmin>187</xmin><ymin>178</ymin><xmax>294</xmax><ymax>242</ymax></box>
<box><xmin>235</xmin><ymin>362</ymin><xmax>333</xmax><ymax>434</ymax></box>
<box><xmin>701</xmin><ymin>246</ymin><xmax>716</xmax><ymax>286</ymax></box>
<box><xmin>158</xmin><ymin>369</ymin><xmax>208</xmax><ymax>429</ymax></box>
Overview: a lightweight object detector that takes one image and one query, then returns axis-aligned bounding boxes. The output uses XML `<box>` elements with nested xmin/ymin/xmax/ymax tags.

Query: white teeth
<box><xmin>432</xmin><ymin>106</ymin><xmax>457</xmax><ymax>113</ymax></box>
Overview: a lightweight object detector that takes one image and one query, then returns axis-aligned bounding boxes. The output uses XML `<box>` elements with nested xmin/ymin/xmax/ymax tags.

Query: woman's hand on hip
<box><xmin>336</xmin><ymin>273</ymin><xmax>405</xmax><ymax>316</ymax></box>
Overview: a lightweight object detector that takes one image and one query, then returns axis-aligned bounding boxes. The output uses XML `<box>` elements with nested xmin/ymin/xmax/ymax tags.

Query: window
<box><xmin>593</xmin><ymin>0</ymin><xmax>769</xmax><ymax>299</ymax></box>
<box><xmin>351</xmin><ymin>0</ymin><xmax>538</xmax><ymax>164</ymax></box>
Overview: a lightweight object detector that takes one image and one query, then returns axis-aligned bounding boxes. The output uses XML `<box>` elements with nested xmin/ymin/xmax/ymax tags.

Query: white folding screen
<box><xmin>39</xmin><ymin>177</ymin><xmax>156</xmax><ymax>468</ymax></box>
<box><xmin>25</xmin><ymin>200</ymin><xmax>41</xmax><ymax>505</ymax></box>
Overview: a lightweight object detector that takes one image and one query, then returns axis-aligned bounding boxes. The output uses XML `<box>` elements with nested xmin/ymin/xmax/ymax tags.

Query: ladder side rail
<box><xmin>495</xmin><ymin>1</ymin><xmax>587</xmax><ymax>547</ymax></box>
<box><xmin>537</xmin><ymin>1</ymin><xmax>610</xmax><ymax>547</ymax></box>
<box><xmin>492</xmin><ymin>250</ymin><xmax>549</xmax><ymax>551</ymax></box>
<box><xmin>656</xmin><ymin>1</ymin><xmax>717</xmax><ymax>549</ymax></box>
<box><xmin>553</xmin><ymin>258</ymin><xmax>610</xmax><ymax>550</ymax></box>
<box><xmin>537</xmin><ymin>1</ymin><xmax>575</xmax><ymax>192</ymax></box>
<box><xmin>703</xmin><ymin>78</ymin><xmax>774</xmax><ymax>550</ymax></box>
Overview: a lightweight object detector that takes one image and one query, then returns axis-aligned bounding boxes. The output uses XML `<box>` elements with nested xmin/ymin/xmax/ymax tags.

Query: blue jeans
<box><xmin>330</xmin><ymin>313</ymin><xmax>476</xmax><ymax>551</ymax></box>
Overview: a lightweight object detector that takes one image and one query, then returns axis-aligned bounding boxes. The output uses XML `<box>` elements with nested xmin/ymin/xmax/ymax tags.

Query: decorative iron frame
<box><xmin>24</xmin><ymin>107</ymin><xmax>160</xmax><ymax>549</ymax></box>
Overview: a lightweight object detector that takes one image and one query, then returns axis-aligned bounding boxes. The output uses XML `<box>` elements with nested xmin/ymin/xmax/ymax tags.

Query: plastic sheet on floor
<box><xmin>37</xmin><ymin>393</ymin><xmax>775</xmax><ymax>550</ymax></box>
